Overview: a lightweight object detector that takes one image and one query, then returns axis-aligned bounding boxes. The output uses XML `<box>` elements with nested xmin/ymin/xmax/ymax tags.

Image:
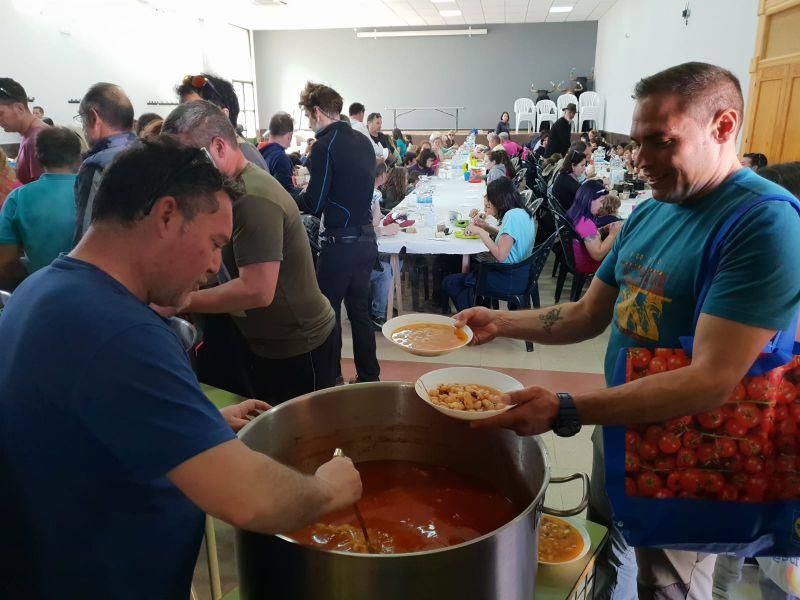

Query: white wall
<box><xmin>594</xmin><ymin>0</ymin><xmax>759</xmax><ymax>134</ymax></box>
<box><xmin>0</xmin><ymin>0</ymin><xmax>253</xmax><ymax>144</ymax></box>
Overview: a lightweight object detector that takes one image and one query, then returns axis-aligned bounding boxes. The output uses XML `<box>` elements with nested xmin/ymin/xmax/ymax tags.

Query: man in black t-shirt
<box><xmin>545</xmin><ymin>102</ymin><xmax>576</xmax><ymax>158</ymax></box>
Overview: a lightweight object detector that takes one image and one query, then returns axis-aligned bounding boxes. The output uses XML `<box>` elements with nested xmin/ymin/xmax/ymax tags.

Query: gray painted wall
<box><xmin>253</xmin><ymin>23</ymin><xmax>597</xmax><ymax>132</ymax></box>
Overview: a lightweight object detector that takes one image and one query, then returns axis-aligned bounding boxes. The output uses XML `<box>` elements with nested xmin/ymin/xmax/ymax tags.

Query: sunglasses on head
<box><xmin>0</xmin><ymin>86</ymin><xmax>22</xmax><ymax>103</ymax></box>
<box><xmin>182</xmin><ymin>75</ymin><xmax>222</xmax><ymax>99</ymax></box>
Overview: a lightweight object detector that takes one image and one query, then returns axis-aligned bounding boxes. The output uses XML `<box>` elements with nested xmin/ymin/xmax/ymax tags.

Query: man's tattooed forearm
<box><xmin>539</xmin><ymin>307</ymin><xmax>563</xmax><ymax>334</ymax></box>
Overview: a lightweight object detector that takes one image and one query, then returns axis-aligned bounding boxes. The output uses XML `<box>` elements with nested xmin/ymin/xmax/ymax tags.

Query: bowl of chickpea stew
<box><xmin>415</xmin><ymin>367</ymin><xmax>524</xmax><ymax>421</ymax></box>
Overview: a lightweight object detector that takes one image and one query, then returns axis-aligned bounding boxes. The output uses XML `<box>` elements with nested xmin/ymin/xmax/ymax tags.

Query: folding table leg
<box><xmin>390</xmin><ymin>253</ymin><xmax>403</xmax><ymax>315</ymax></box>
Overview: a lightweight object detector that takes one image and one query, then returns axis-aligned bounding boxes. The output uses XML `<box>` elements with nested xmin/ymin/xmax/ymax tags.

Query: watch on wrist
<box><xmin>553</xmin><ymin>392</ymin><xmax>582</xmax><ymax>438</ymax></box>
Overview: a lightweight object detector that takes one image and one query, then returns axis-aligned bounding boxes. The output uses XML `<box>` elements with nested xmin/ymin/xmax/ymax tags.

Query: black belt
<box><xmin>320</xmin><ymin>226</ymin><xmax>375</xmax><ymax>245</ymax></box>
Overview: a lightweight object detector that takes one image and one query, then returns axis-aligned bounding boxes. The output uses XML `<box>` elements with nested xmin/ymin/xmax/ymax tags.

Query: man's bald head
<box><xmin>79</xmin><ymin>82</ymin><xmax>134</xmax><ymax>133</ymax></box>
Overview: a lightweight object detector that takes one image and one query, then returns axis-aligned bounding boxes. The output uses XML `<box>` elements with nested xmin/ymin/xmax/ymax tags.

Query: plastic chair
<box><xmin>473</xmin><ymin>231</ymin><xmax>559</xmax><ymax>352</ymax></box>
<box><xmin>513</xmin><ymin>98</ymin><xmax>536</xmax><ymax>134</ymax></box>
<box><xmin>548</xmin><ymin>205</ymin><xmax>594</xmax><ymax>302</ymax></box>
<box><xmin>578</xmin><ymin>92</ymin><xmax>604</xmax><ymax>130</ymax></box>
<box><xmin>512</xmin><ymin>167</ymin><xmax>528</xmax><ymax>190</ymax></box>
<box><xmin>535</xmin><ymin>99</ymin><xmax>558</xmax><ymax>132</ymax></box>
<box><xmin>557</xmin><ymin>93</ymin><xmax>579</xmax><ymax>132</ymax></box>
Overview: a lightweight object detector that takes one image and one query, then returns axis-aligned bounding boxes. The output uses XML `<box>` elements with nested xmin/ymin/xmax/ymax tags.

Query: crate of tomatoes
<box><xmin>604</xmin><ymin>346</ymin><xmax>800</xmax><ymax>556</ymax></box>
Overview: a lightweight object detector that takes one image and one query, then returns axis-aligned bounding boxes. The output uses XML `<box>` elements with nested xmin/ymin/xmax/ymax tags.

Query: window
<box><xmin>233</xmin><ymin>80</ymin><xmax>257</xmax><ymax>140</ymax></box>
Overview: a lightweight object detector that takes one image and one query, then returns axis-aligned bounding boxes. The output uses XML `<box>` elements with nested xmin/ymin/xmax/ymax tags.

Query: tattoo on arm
<box><xmin>539</xmin><ymin>307</ymin><xmax>563</xmax><ymax>334</ymax></box>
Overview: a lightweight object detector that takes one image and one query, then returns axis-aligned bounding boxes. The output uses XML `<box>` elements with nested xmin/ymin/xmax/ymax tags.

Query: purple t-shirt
<box><xmin>573</xmin><ymin>217</ymin><xmax>602</xmax><ymax>274</ymax></box>
<box><xmin>15</xmin><ymin>123</ymin><xmax>48</xmax><ymax>184</ymax></box>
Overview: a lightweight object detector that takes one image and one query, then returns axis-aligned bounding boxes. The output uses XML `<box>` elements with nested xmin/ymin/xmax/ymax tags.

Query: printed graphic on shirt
<box><xmin>616</xmin><ymin>252</ymin><xmax>672</xmax><ymax>343</ymax></box>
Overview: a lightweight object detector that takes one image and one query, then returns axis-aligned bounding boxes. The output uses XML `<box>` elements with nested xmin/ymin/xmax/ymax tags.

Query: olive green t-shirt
<box><xmin>224</xmin><ymin>163</ymin><xmax>335</xmax><ymax>359</ymax></box>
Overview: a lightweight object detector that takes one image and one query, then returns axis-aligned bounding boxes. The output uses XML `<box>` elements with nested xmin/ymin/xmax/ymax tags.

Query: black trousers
<box><xmin>247</xmin><ymin>326</ymin><xmax>339</xmax><ymax>405</ymax></box>
<box><xmin>195</xmin><ymin>313</ymin><xmax>256</xmax><ymax>398</ymax></box>
<box><xmin>317</xmin><ymin>238</ymin><xmax>380</xmax><ymax>382</ymax></box>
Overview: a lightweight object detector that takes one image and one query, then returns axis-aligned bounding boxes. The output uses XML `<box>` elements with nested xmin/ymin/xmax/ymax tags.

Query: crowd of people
<box><xmin>3</xmin><ymin>60</ymin><xmax>800</xmax><ymax>600</ymax></box>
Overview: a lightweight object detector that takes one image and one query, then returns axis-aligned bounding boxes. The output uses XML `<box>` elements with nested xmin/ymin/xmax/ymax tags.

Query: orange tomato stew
<box><xmin>290</xmin><ymin>461</ymin><xmax>519</xmax><ymax>554</ymax></box>
<box><xmin>538</xmin><ymin>515</ymin><xmax>584</xmax><ymax>563</ymax></box>
<box><xmin>391</xmin><ymin>323</ymin><xmax>467</xmax><ymax>351</ymax></box>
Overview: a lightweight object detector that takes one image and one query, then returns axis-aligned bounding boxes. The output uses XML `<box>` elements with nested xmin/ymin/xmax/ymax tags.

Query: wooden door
<box><xmin>741</xmin><ymin>0</ymin><xmax>800</xmax><ymax>163</ymax></box>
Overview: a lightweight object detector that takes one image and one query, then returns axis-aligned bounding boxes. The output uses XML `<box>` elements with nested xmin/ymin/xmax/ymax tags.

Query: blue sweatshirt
<box><xmin>259</xmin><ymin>142</ymin><xmax>299</xmax><ymax>196</ymax></box>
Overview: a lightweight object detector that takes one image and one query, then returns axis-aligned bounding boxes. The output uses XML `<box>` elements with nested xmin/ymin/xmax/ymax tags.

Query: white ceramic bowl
<box><xmin>382</xmin><ymin>314</ymin><xmax>473</xmax><ymax>357</ymax></box>
<box><xmin>538</xmin><ymin>516</ymin><xmax>591</xmax><ymax>566</ymax></box>
<box><xmin>414</xmin><ymin>367</ymin><xmax>523</xmax><ymax>421</ymax></box>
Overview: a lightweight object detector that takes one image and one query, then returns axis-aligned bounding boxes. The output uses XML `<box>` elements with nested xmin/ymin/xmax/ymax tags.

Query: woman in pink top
<box><xmin>565</xmin><ymin>179</ymin><xmax>622</xmax><ymax>274</ymax></box>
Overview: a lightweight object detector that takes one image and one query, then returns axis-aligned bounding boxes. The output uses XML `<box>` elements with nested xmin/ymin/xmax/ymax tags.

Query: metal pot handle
<box><xmin>542</xmin><ymin>472</ymin><xmax>590</xmax><ymax>517</ymax></box>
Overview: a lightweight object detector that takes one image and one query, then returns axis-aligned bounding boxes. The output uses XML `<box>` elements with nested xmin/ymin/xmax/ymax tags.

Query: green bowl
<box><xmin>454</xmin><ymin>219</ymin><xmax>470</xmax><ymax>228</ymax></box>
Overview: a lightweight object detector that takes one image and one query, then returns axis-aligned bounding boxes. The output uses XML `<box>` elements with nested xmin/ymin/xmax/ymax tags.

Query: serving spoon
<box><xmin>333</xmin><ymin>448</ymin><xmax>376</xmax><ymax>553</ymax></box>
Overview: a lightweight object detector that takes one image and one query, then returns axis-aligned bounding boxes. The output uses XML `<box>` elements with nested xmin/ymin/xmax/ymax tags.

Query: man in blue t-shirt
<box><xmin>454</xmin><ymin>62</ymin><xmax>800</xmax><ymax>600</ymax></box>
<box><xmin>0</xmin><ymin>137</ymin><xmax>362</xmax><ymax>599</ymax></box>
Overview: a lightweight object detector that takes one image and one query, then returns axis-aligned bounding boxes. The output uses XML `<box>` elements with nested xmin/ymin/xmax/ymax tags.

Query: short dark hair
<box><xmin>367</xmin><ymin>112</ymin><xmax>382</xmax><ymax>123</ymax></box>
<box><xmin>33</xmin><ymin>105</ymin><xmax>43</xmax><ymax>112</ymax></box>
<box><xmin>417</xmin><ymin>148</ymin><xmax>435</xmax><ymax>167</ymax></box>
<box><xmin>176</xmin><ymin>73</ymin><xmax>240</xmax><ymax>128</ymax></box>
<box><xmin>348</xmin><ymin>102</ymin><xmax>365</xmax><ymax>116</ymax></box>
<box><xmin>42</xmin><ymin>117</ymin><xmax>54</xmax><ymax>126</ymax></box>
<box><xmin>570</xmin><ymin>141</ymin><xmax>587</xmax><ymax>154</ymax></box>
<box><xmin>269</xmin><ymin>112</ymin><xmax>294</xmax><ymax>137</ymax></box>
<box><xmin>35</xmin><ymin>126</ymin><xmax>81</xmax><ymax>169</ymax></box>
<box><xmin>633</xmin><ymin>61</ymin><xmax>743</xmax><ymax>128</ymax></box>
<box><xmin>162</xmin><ymin>100</ymin><xmax>239</xmax><ymax>148</ymax></box>
<box><xmin>486</xmin><ymin>176</ymin><xmax>531</xmax><ymax>221</ymax></box>
<box><xmin>92</xmin><ymin>136</ymin><xmax>241</xmax><ymax>225</ymax></box>
<box><xmin>375</xmin><ymin>161</ymin><xmax>387</xmax><ymax>179</ymax></box>
<box><xmin>136</xmin><ymin>112</ymin><xmax>163</xmax><ymax>136</ymax></box>
<box><xmin>759</xmin><ymin>162</ymin><xmax>800</xmax><ymax>198</ymax></box>
<box><xmin>79</xmin><ymin>83</ymin><xmax>134</xmax><ymax>131</ymax></box>
<box><xmin>744</xmin><ymin>152</ymin><xmax>768</xmax><ymax>170</ymax></box>
<box><xmin>298</xmin><ymin>82</ymin><xmax>343</xmax><ymax>119</ymax></box>
<box><xmin>0</xmin><ymin>78</ymin><xmax>29</xmax><ymax>107</ymax></box>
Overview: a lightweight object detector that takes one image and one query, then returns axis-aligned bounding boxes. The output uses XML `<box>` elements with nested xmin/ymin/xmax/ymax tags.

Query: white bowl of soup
<box><xmin>383</xmin><ymin>314</ymin><xmax>473</xmax><ymax>357</ymax></box>
<box><xmin>415</xmin><ymin>367</ymin><xmax>523</xmax><ymax>421</ymax></box>
<box><xmin>537</xmin><ymin>515</ymin><xmax>590</xmax><ymax>565</ymax></box>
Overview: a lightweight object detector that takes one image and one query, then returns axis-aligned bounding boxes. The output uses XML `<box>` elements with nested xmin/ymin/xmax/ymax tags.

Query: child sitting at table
<box><xmin>409</xmin><ymin>149</ymin><xmax>436</xmax><ymax>177</ymax></box>
<box><xmin>593</xmin><ymin>191</ymin><xmax>623</xmax><ymax>228</ymax></box>
<box><xmin>369</xmin><ymin>162</ymin><xmax>401</xmax><ymax>328</ymax></box>
<box><xmin>441</xmin><ymin>177</ymin><xmax>536</xmax><ymax>313</ymax></box>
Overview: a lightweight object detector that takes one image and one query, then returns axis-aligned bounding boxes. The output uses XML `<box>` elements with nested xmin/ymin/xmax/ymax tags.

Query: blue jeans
<box><xmin>441</xmin><ymin>272</ymin><xmax>477</xmax><ymax>313</ymax></box>
<box><xmin>370</xmin><ymin>259</ymin><xmax>393</xmax><ymax>319</ymax></box>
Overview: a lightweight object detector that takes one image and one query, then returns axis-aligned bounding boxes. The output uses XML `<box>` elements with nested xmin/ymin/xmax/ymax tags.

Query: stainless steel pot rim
<box><xmin>239</xmin><ymin>381</ymin><xmax>554</xmax><ymax>558</ymax></box>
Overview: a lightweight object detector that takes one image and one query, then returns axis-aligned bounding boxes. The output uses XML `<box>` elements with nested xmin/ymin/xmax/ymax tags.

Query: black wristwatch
<box><xmin>553</xmin><ymin>393</ymin><xmax>582</xmax><ymax>437</ymax></box>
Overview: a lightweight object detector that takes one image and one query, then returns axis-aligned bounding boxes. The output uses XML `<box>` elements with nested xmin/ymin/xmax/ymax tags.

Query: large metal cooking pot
<box><xmin>236</xmin><ymin>382</ymin><xmax>588</xmax><ymax>600</ymax></box>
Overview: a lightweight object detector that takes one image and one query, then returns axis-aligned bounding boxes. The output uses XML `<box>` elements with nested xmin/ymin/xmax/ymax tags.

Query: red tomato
<box><xmin>747</xmin><ymin>376</ymin><xmax>770</xmax><ymax>401</ymax></box>
<box><xmin>638</xmin><ymin>441</ymin><xmax>659</xmax><ymax>462</ymax></box>
<box><xmin>648</xmin><ymin>357</ymin><xmax>668</xmax><ymax>375</ymax></box>
<box><xmin>625</xmin><ymin>452</ymin><xmax>641</xmax><ymax>473</ymax></box>
<box><xmin>767</xmin><ymin>476</ymin><xmax>784</xmax><ymax>500</ymax></box>
<box><xmin>790</xmin><ymin>404</ymin><xmax>800</xmax><ymax>424</ymax></box>
<box><xmin>715</xmin><ymin>437</ymin><xmax>737</xmax><ymax>458</ymax></box>
<box><xmin>630</xmin><ymin>348</ymin><xmax>652</xmax><ymax>370</ymax></box>
<box><xmin>696</xmin><ymin>409</ymin><xmax>725</xmax><ymax>430</ymax></box>
<box><xmin>732</xmin><ymin>403</ymin><xmax>761</xmax><ymax>430</ymax></box>
<box><xmin>744</xmin><ymin>475</ymin><xmax>768</xmax><ymax>500</ymax></box>
<box><xmin>738</xmin><ymin>435</ymin><xmax>763</xmax><ymax>457</ymax></box>
<box><xmin>724</xmin><ymin>454</ymin><xmax>745</xmax><ymax>473</ymax></box>
<box><xmin>761</xmin><ymin>438</ymin><xmax>776</xmax><ymax>457</ymax></box>
<box><xmin>654</xmin><ymin>456</ymin><xmax>677</xmax><ymax>470</ymax></box>
<box><xmin>625</xmin><ymin>477</ymin><xmax>637</xmax><ymax>496</ymax></box>
<box><xmin>636</xmin><ymin>472</ymin><xmax>663</xmax><ymax>497</ymax></box>
<box><xmin>625</xmin><ymin>431</ymin><xmax>641</xmax><ymax>452</ymax></box>
<box><xmin>775</xmin><ymin>454</ymin><xmax>796</xmax><ymax>473</ymax></box>
<box><xmin>664</xmin><ymin>416</ymin><xmax>692</xmax><ymax>433</ymax></box>
<box><xmin>679</xmin><ymin>469</ymin><xmax>703</xmax><ymax>494</ymax></box>
<box><xmin>682</xmin><ymin>430</ymin><xmax>703</xmax><ymax>449</ymax></box>
<box><xmin>654</xmin><ymin>348</ymin><xmax>674</xmax><ymax>359</ymax></box>
<box><xmin>667</xmin><ymin>354</ymin><xmax>690</xmax><ymax>371</ymax></box>
<box><xmin>728</xmin><ymin>383</ymin><xmax>746</xmax><ymax>403</ymax></box>
<box><xmin>718</xmin><ymin>485</ymin><xmax>738</xmax><ymax>501</ymax></box>
<box><xmin>778</xmin><ymin>418</ymin><xmax>798</xmax><ymax>437</ymax></box>
<box><xmin>676</xmin><ymin>448</ymin><xmax>697</xmax><ymax>468</ymax></box>
<box><xmin>654</xmin><ymin>488</ymin><xmax>675</xmax><ymax>499</ymax></box>
<box><xmin>731</xmin><ymin>472</ymin><xmax>749</xmax><ymax>490</ymax></box>
<box><xmin>667</xmin><ymin>471</ymin><xmax>683</xmax><ymax>492</ymax></box>
<box><xmin>775</xmin><ymin>435</ymin><xmax>798</xmax><ymax>455</ymax></box>
<box><xmin>744</xmin><ymin>456</ymin><xmax>765</xmax><ymax>475</ymax></box>
<box><xmin>775</xmin><ymin>405</ymin><xmax>789</xmax><ymax>422</ymax></box>
<box><xmin>644</xmin><ymin>425</ymin><xmax>665</xmax><ymax>445</ymax></box>
<box><xmin>724</xmin><ymin>419</ymin><xmax>748</xmax><ymax>438</ymax></box>
<box><xmin>759</xmin><ymin>407</ymin><xmax>777</xmax><ymax>436</ymax></box>
<box><xmin>701</xmin><ymin>471</ymin><xmax>725</xmax><ymax>494</ymax></box>
<box><xmin>658</xmin><ymin>433</ymin><xmax>682</xmax><ymax>454</ymax></box>
<box><xmin>782</xmin><ymin>475</ymin><xmax>800</xmax><ymax>499</ymax></box>
<box><xmin>777</xmin><ymin>380</ymin><xmax>798</xmax><ymax>404</ymax></box>
<box><xmin>696</xmin><ymin>444</ymin><xmax>719</xmax><ymax>465</ymax></box>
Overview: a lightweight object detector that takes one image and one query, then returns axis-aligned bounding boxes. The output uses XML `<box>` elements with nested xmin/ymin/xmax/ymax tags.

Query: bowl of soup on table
<box><xmin>537</xmin><ymin>515</ymin><xmax>590</xmax><ymax>565</ymax></box>
<box><xmin>383</xmin><ymin>314</ymin><xmax>473</xmax><ymax>356</ymax></box>
<box><xmin>415</xmin><ymin>366</ymin><xmax>523</xmax><ymax>420</ymax></box>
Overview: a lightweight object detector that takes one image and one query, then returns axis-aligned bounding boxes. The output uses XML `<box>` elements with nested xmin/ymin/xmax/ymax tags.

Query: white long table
<box><xmin>378</xmin><ymin>173</ymin><xmax>488</xmax><ymax>316</ymax></box>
